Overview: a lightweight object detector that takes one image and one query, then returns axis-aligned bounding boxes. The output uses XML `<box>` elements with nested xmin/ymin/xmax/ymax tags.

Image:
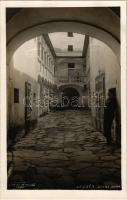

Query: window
<box><xmin>68</xmin><ymin>63</ymin><xmax>75</xmax><ymax>68</ymax></box>
<box><xmin>14</xmin><ymin>88</ymin><xmax>19</xmax><ymax>103</ymax></box>
<box><xmin>37</xmin><ymin>43</ymin><xmax>40</xmax><ymax>56</ymax></box>
<box><xmin>51</xmin><ymin>60</ymin><xmax>54</xmax><ymax>68</ymax></box>
<box><xmin>47</xmin><ymin>55</ymin><xmax>49</xmax><ymax>67</ymax></box>
<box><xmin>49</xmin><ymin>58</ymin><xmax>50</xmax><ymax>67</ymax></box>
<box><xmin>38</xmin><ymin>43</ymin><xmax>41</xmax><ymax>57</ymax></box>
<box><xmin>41</xmin><ymin>48</ymin><xmax>44</xmax><ymax>60</ymax></box>
<box><xmin>44</xmin><ymin>52</ymin><xmax>47</xmax><ymax>65</ymax></box>
<box><xmin>33</xmin><ymin>93</ymin><xmax>36</xmax><ymax>103</ymax></box>
<box><xmin>68</xmin><ymin>32</ymin><xmax>73</xmax><ymax>37</ymax></box>
<box><xmin>68</xmin><ymin>45</ymin><xmax>73</xmax><ymax>51</ymax></box>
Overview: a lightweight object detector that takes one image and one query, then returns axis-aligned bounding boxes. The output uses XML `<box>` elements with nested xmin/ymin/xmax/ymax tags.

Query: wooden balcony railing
<box><xmin>55</xmin><ymin>75</ymin><xmax>86</xmax><ymax>84</ymax></box>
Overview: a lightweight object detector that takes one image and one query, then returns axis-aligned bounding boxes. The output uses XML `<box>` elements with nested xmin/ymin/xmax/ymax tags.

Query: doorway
<box><xmin>62</xmin><ymin>87</ymin><xmax>80</xmax><ymax>108</ymax></box>
<box><xmin>25</xmin><ymin>82</ymin><xmax>32</xmax><ymax>133</ymax></box>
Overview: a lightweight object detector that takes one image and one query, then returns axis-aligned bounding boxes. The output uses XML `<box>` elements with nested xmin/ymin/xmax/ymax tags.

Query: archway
<box><xmin>6</xmin><ymin>7</ymin><xmax>121</xmax><ymax>139</ymax></box>
<box><xmin>62</xmin><ymin>87</ymin><xmax>80</xmax><ymax>108</ymax></box>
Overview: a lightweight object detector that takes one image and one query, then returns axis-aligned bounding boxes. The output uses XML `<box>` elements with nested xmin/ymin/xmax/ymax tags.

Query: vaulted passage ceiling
<box><xmin>6</xmin><ymin>7</ymin><xmax>120</xmax><ymax>23</ymax></box>
<box><xmin>6</xmin><ymin>7</ymin><xmax>120</xmax><ymax>61</ymax></box>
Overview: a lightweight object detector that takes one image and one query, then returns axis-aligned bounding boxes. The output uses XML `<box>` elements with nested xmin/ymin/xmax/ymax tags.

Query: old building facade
<box><xmin>7</xmin><ymin>35</ymin><xmax>57</xmax><ymax>143</ymax></box>
<box><xmin>85</xmin><ymin>38</ymin><xmax>120</xmax><ymax>143</ymax></box>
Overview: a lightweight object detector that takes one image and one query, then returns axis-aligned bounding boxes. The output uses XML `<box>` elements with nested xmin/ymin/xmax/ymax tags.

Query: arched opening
<box><xmin>7</xmin><ymin>24</ymin><xmax>121</xmax><ymax>146</ymax></box>
<box><xmin>62</xmin><ymin>87</ymin><xmax>80</xmax><ymax>108</ymax></box>
<box><xmin>6</xmin><ymin>13</ymin><xmax>121</xmax><ymax>120</ymax></box>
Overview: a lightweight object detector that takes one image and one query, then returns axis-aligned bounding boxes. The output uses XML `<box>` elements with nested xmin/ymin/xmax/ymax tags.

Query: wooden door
<box><xmin>95</xmin><ymin>73</ymin><xmax>105</xmax><ymax>131</ymax></box>
<box><xmin>25</xmin><ymin>82</ymin><xmax>32</xmax><ymax>133</ymax></box>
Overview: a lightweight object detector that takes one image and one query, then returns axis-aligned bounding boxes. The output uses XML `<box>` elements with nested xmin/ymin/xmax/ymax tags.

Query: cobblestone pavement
<box><xmin>8</xmin><ymin>110</ymin><xmax>121</xmax><ymax>190</ymax></box>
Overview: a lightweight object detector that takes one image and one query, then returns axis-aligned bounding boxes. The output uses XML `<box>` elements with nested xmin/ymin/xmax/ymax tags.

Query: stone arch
<box><xmin>62</xmin><ymin>87</ymin><xmax>80</xmax><ymax>97</ymax></box>
<box><xmin>59</xmin><ymin>86</ymin><xmax>80</xmax><ymax>108</ymax></box>
<box><xmin>59</xmin><ymin>84</ymin><xmax>83</xmax><ymax>98</ymax></box>
<box><xmin>7</xmin><ymin>7</ymin><xmax>120</xmax><ymax>63</ymax></box>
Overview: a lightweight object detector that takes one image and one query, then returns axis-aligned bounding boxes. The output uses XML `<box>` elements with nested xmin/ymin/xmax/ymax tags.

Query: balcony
<box><xmin>55</xmin><ymin>75</ymin><xmax>87</xmax><ymax>87</ymax></box>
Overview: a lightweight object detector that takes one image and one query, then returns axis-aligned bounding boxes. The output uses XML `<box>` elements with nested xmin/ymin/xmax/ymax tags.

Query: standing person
<box><xmin>103</xmin><ymin>88</ymin><xmax>117</xmax><ymax>145</ymax></box>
